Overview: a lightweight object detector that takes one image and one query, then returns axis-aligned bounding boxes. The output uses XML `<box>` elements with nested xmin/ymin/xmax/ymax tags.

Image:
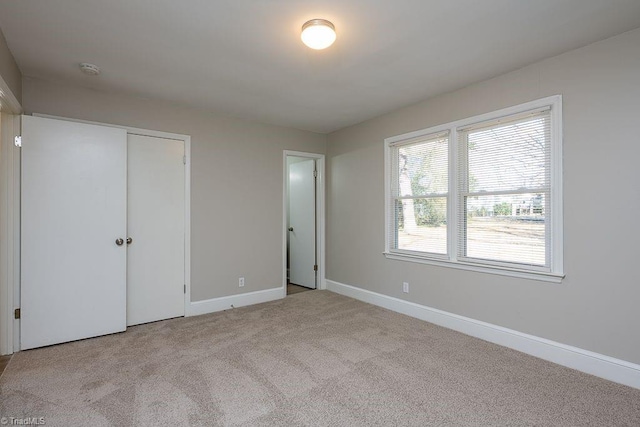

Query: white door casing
<box><xmin>21</xmin><ymin>115</ymin><xmax>127</xmax><ymax>350</ymax></box>
<box><xmin>0</xmin><ymin>112</ymin><xmax>21</xmax><ymax>355</ymax></box>
<box><xmin>127</xmin><ymin>134</ymin><xmax>185</xmax><ymax>326</ymax></box>
<box><xmin>288</xmin><ymin>159</ymin><xmax>316</xmax><ymax>289</ymax></box>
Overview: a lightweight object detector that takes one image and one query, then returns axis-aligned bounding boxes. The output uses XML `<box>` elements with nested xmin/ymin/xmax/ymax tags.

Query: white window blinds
<box><xmin>390</xmin><ymin>132</ymin><xmax>449</xmax><ymax>255</ymax></box>
<box><xmin>458</xmin><ymin>108</ymin><xmax>551</xmax><ymax>268</ymax></box>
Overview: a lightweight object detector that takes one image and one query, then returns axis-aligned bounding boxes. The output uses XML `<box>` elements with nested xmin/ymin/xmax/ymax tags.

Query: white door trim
<box><xmin>31</xmin><ymin>114</ymin><xmax>192</xmax><ymax>326</ymax></box>
<box><xmin>0</xmin><ymin>113</ymin><xmax>21</xmax><ymax>355</ymax></box>
<box><xmin>0</xmin><ymin>77</ymin><xmax>22</xmax><ymax>355</ymax></box>
<box><xmin>283</xmin><ymin>150</ymin><xmax>326</xmax><ymax>298</ymax></box>
<box><xmin>0</xmin><ymin>74</ymin><xmax>22</xmax><ymax>115</ymax></box>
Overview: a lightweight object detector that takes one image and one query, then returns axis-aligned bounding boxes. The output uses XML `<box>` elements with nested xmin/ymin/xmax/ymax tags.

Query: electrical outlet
<box><xmin>402</xmin><ymin>282</ymin><xmax>409</xmax><ymax>293</ymax></box>
<box><xmin>239</xmin><ymin>277</ymin><xmax>245</xmax><ymax>287</ymax></box>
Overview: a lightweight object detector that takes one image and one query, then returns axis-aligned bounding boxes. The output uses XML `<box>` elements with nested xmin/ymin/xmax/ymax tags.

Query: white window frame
<box><xmin>384</xmin><ymin>95</ymin><xmax>564</xmax><ymax>283</ymax></box>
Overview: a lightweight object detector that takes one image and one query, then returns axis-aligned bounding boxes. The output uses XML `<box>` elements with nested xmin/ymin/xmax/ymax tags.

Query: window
<box><xmin>384</xmin><ymin>96</ymin><xmax>563</xmax><ymax>282</ymax></box>
<box><xmin>389</xmin><ymin>131</ymin><xmax>449</xmax><ymax>256</ymax></box>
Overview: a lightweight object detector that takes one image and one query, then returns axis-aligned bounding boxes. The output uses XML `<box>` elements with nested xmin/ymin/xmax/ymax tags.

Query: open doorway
<box><xmin>283</xmin><ymin>151</ymin><xmax>325</xmax><ymax>297</ymax></box>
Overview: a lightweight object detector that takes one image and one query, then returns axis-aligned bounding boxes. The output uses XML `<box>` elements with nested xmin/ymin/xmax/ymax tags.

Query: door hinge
<box><xmin>313</xmin><ymin>264</ymin><xmax>318</xmax><ymax>271</ymax></box>
<box><xmin>14</xmin><ymin>136</ymin><xmax>22</xmax><ymax>148</ymax></box>
<box><xmin>313</xmin><ymin>170</ymin><xmax>317</xmax><ymax>178</ymax></box>
<box><xmin>183</xmin><ymin>155</ymin><xmax>186</xmax><ymax>165</ymax></box>
<box><xmin>184</xmin><ymin>284</ymin><xmax>186</xmax><ymax>294</ymax></box>
<box><xmin>14</xmin><ymin>308</ymin><xmax>20</xmax><ymax>319</ymax></box>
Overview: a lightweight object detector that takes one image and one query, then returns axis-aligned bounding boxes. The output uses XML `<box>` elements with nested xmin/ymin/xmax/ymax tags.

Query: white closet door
<box><xmin>289</xmin><ymin>159</ymin><xmax>316</xmax><ymax>289</ymax></box>
<box><xmin>127</xmin><ymin>134</ymin><xmax>185</xmax><ymax>326</ymax></box>
<box><xmin>21</xmin><ymin>116</ymin><xmax>127</xmax><ymax>350</ymax></box>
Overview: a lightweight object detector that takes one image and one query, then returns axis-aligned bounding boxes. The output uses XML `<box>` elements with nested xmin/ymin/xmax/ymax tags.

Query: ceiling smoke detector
<box><xmin>79</xmin><ymin>63</ymin><xmax>101</xmax><ymax>76</ymax></box>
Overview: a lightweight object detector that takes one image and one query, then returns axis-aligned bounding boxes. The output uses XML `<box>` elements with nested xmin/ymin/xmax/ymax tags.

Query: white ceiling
<box><xmin>1</xmin><ymin>1</ymin><xmax>640</xmax><ymax>133</ymax></box>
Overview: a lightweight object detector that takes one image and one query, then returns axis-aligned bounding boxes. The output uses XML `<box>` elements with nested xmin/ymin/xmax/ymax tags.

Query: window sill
<box><xmin>383</xmin><ymin>252</ymin><xmax>565</xmax><ymax>283</ymax></box>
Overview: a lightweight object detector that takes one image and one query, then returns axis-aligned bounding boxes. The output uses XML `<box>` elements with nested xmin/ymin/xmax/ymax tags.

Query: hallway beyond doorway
<box><xmin>287</xmin><ymin>283</ymin><xmax>313</xmax><ymax>295</ymax></box>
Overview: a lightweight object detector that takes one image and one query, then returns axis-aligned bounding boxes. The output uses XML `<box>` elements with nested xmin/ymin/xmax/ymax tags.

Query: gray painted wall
<box><xmin>23</xmin><ymin>77</ymin><xmax>327</xmax><ymax>302</ymax></box>
<box><xmin>326</xmin><ymin>28</ymin><xmax>640</xmax><ymax>364</ymax></box>
<box><xmin>0</xmin><ymin>28</ymin><xmax>21</xmax><ymax>104</ymax></box>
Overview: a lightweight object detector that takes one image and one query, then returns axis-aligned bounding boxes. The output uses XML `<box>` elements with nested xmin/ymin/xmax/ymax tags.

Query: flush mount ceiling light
<box><xmin>79</xmin><ymin>62</ymin><xmax>101</xmax><ymax>76</ymax></box>
<box><xmin>301</xmin><ymin>19</ymin><xmax>336</xmax><ymax>50</ymax></box>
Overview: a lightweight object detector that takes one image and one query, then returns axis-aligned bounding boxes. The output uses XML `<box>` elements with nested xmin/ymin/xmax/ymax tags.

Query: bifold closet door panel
<box><xmin>127</xmin><ymin>134</ymin><xmax>185</xmax><ymax>326</ymax></box>
<box><xmin>21</xmin><ymin>115</ymin><xmax>128</xmax><ymax>350</ymax></box>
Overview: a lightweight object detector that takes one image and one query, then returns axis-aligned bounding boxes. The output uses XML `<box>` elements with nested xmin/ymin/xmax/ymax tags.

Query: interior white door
<box><xmin>289</xmin><ymin>159</ymin><xmax>316</xmax><ymax>289</ymax></box>
<box><xmin>21</xmin><ymin>115</ymin><xmax>127</xmax><ymax>350</ymax></box>
<box><xmin>127</xmin><ymin>134</ymin><xmax>185</xmax><ymax>326</ymax></box>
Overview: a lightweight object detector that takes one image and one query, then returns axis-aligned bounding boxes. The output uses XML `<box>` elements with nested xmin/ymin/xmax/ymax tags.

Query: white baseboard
<box><xmin>187</xmin><ymin>286</ymin><xmax>284</xmax><ymax>317</ymax></box>
<box><xmin>326</xmin><ymin>279</ymin><xmax>640</xmax><ymax>390</ymax></box>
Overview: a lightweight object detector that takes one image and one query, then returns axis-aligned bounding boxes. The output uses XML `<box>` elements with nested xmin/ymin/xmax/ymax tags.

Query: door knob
<box><xmin>115</xmin><ymin>238</ymin><xmax>124</xmax><ymax>246</ymax></box>
<box><xmin>288</xmin><ymin>227</ymin><xmax>294</xmax><ymax>231</ymax></box>
<box><xmin>126</xmin><ymin>237</ymin><xmax>133</xmax><ymax>245</ymax></box>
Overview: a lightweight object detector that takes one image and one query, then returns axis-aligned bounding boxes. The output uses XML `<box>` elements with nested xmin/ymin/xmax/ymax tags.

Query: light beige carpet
<box><xmin>1</xmin><ymin>290</ymin><xmax>639</xmax><ymax>426</ymax></box>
